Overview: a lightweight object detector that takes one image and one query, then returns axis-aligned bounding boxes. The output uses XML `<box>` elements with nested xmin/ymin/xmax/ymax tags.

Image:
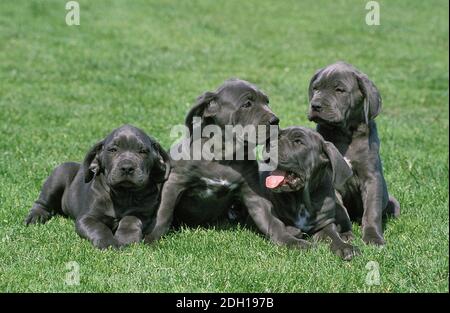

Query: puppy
<box><xmin>145</xmin><ymin>79</ymin><xmax>313</xmax><ymax>249</ymax></box>
<box><xmin>262</xmin><ymin>127</ymin><xmax>359</xmax><ymax>260</ymax></box>
<box><xmin>25</xmin><ymin>125</ymin><xmax>170</xmax><ymax>249</ymax></box>
<box><xmin>308</xmin><ymin>61</ymin><xmax>400</xmax><ymax>245</ymax></box>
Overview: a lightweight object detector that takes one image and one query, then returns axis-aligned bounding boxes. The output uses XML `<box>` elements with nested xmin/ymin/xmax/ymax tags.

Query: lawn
<box><xmin>0</xmin><ymin>0</ymin><xmax>448</xmax><ymax>292</ymax></box>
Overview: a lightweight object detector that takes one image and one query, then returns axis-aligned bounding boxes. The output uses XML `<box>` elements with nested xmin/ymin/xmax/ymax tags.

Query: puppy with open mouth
<box><xmin>25</xmin><ymin>125</ymin><xmax>170</xmax><ymax>249</ymax></box>
<box><xmin>145</xmin><ymin>79</ymin><xmax>314</xmax><ymax>250</ymax></box>
<box><xmin>262</xmin><ymin>127</ymin><xmax>360</xmax><ymax>260</ymax></box>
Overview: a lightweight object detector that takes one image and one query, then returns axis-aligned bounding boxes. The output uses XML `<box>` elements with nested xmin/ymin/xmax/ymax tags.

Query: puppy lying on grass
<box><xmin>25</xmin><ymin>125</ymin><xmax>170</xmax><ymax>249</ymax></box>
<box><xmin>145</xmin><ymin>79</ymin><xmax>315</xmax><ymax>250</ymax></box>
<box><xmin>261</xmin><ymin>127</ymin><xmax>359</xmax><ymax>260</ymax></box>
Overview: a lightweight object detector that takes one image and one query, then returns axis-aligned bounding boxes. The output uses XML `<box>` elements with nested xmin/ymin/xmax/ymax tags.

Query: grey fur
<box><xmin>25</xmin><ymin>125</ymin><xmax>170</xmax><ymax>249</ymax></box>
<box><xmin>145</xmin><ymin>79</ymin><xmax>313</xmax><ymax>249</ymax></box>
<box><xmin>308</xmin><ymin>61</ymin><xmax>400</xmax><ymax>245</ymax></box>
<box><xmin>260</xmin><ymin>127</ymin><xmax>359</xmax><ymax>260</ymax></box>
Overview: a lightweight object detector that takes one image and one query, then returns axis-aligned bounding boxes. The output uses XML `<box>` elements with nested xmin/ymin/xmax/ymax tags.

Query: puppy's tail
<box><xmin>385</xmin><ymin>195</ymin><xmax>401</xmax><ymax>218</ymax></box>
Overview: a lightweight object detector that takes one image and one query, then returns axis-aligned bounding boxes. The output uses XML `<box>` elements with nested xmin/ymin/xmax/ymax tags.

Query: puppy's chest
<box><xmin>107</xmin><ymin>193</ymin><xmax>158</xmax><ymax>218</ymax></box>
<box><xmin>342</xmin><ymin>136</ymin><xmax>372</xmax><ymax>161</ymax></box>
<box><xmin>294</xmin><ymin>205</ymin><xmax>314</xmax><ymax>233</ymax></box>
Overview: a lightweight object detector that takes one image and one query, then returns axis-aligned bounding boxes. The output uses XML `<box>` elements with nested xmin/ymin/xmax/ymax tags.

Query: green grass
<box><xmin>0</xmin><ymin>0</ymin><xmax>448</xmax><ymax>292</ymax></box>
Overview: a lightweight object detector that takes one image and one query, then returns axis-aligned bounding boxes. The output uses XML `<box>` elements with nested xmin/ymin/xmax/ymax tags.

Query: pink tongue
<box><xmin>265</xmin><ymin>170</ymin><xmax>287</xmax><ymax>189</ymax></box>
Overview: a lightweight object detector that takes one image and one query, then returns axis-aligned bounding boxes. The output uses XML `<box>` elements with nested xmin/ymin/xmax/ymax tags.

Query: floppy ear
<box><xmin>308</xmin><ymin>68</ymin><xmax>324</xmax><ymax>100</ymax></box>
<box><xmin>355</xmin><ymin>71</ymin><xmax>382</xmax><ymax>123</ymax></box>
<box><xmin>150</xmin><ymin>140</ymin><xmax>171</xmax><ymax>183</ymax></box>
<box><xmin>322</xmin><ymin>141</ymin><xmax>353</xmax><ymax>189</ymax></box>
<box><xmin>83</xmin><ymin>140</ymin><xmax>104</xmax><ymax>183</ymax></box>
<box><xmin>185</xmin><ymin>91</ymin><xmax>218</xmax><ymax>136</ymax></box>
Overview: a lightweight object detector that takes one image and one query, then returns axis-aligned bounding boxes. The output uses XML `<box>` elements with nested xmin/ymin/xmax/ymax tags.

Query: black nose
<box><xmin>311</xmin><ymin>102</ymin><xmax>322</xmax><ymax>111</ymax></box>
<box><xmin>269</xmin><ymin>116</ymin><xmax>280</xmax><ymax>125</ymax></box>
<box><xmin>120</xmin><ymin>163</ymin><xmax>135</xmax><ymax>175</ymax></box>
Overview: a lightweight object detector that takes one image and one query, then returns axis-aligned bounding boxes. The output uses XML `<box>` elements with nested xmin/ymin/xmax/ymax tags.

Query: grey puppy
<box><xmin>308</xmin><ymin>61</ymin><xmax>400</xmax><ymax>245</ymax></box>
<box><xmin>262</xmin><ymin>127</ymin><xmax>359</xmax><ymax>260</ymax></box>
<box><xmin>145</xmin><ymin>79</ymin><xmax>313</xmax><ymax>249</ymax></box>
<box><xmin>25</xmin><ymin>125</ymin><xmax>170</xmax><ymax>249</ymax></box>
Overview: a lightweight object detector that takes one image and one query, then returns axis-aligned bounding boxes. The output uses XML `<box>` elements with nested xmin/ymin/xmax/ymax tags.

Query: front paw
<box><xmin>143</xmin><ymin>224</ymin><xmax>168</xmax><ymax>245</ymax></box>
<box><xmin>93</xmin><ymin>237</ymin><xmax>119</xmax><ymax>250</ymax></box>
<box><xmin>331</xmin><ymin>242</ymin><xmax>360</xmax><ymax>261</ymax></box>
<box><xmin>25</xmin><ymin>207</ymin><xmax>52</xmax><ymax>225</ymax></box>
<box><xmin>115</xmin><ymin>231</ymin><xmax>142</xmax><ymax>247</ymax></box>
<box><xmin>289</xmin><ymin>238</ymin><xmax>313</xmax><ymax>250</ymax></box>
<box><xmin>277</xmin><ymin>233</ymin><xmax>312</xmax><ymax>250</ymax></box>
<box><xmin>143</xmin><ymin>233</ymin><xmax>159</xmax><ymax>245</ymax></box>
<box><xmin>115</xmin><ymin>216</ymin><xmax>143</xmax><ymax>247</ymax></box>
<box><xmin>340</xmin><ymin>231</ymin><xmax>355</xmax><ymax>242</ymax></box>
<box><xmin>285</xmin><ymin>226</ymin><xmax>304</xmax><ymax>239</ymax></box>
<box><xmin>362</xmin><ymin>227</ymin><xmax>385</xmax><ymax>246</ymax></box>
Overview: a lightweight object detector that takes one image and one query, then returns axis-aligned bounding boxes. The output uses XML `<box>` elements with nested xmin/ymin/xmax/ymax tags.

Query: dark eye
<box><xmin>107</xmin><ymin>147</ymin><xmax>117</xmax><ymax>153</ymax></box>
<box><xmin>242</xmin><ymin>100</ymin><xmax>252</xmax><ymax>108</ymax></box>
<box><xmin>335</xmin><ymin>87</ymin><xmax>345</xmax><ymax>93</ymax></box>
<box><xmin>294</xmin><ymin>139</ymin><xmax>303</xmax><ymax>145</ymax></box>
<box><xmin>139</xmin><ymin>148</ymin><xmax>150</xmax><ymax>154</ymax></box>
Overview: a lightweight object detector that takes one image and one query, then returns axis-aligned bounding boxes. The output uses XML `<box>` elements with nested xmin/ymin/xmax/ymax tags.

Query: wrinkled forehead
<box><xmin>283</xmin><ymin>127</ymin><xmax>323</xmax><ymax>150</ymax></box>
<box><xmin>317</xmin><ymin>65</ymin><xmax>358</xmax><ymax>88</ymax></box>
<box><xmin>217</xmin><ymin>80</ymin><xmax>269</xmax><ymax>103</ymax></box>
<box><xmin>105</xmin><ymin>127</ymin><xmax>151</xmax><ymax>148</ymax></box>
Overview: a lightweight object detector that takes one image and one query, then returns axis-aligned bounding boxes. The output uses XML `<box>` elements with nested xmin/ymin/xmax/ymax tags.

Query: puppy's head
<box><xmin>83</xmin><ymin>125</ymin><xmax>170</xmax><ymax>189</ymax></box>
<box><xmin>185</xmin><ymin>79</ymin><xmax>279</xmax><ymax>144</ymax></box>
<box><xmin>265</xmin><ymin>127</ymin><xmax>352</xmax><ymax>193</ymax></box>
<box><xmin>307</xmin><ymin>62</ymin><xmax>382</xmax><ymax>126</ymax></box>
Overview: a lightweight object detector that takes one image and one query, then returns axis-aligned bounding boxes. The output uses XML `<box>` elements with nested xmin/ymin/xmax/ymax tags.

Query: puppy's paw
<box><xmin>143</xmin><ymin>224</ymin><xmax>169</xmax><ymax>245</ymax></box>
<box><xmin>340</xmin><ymin>231</ymin><xmax>355</xmax><ymax>242</ymax></box>
<box><xmin>362</xmin><ymin>227</ymin><xmax>385</xmax><ymax>246</ymax></box>
<box><xmin>25</xmin><ymin>207</ymin><xmax>52</xmax><ymax>225</ymax></box>
<box><xmin>332</xmin><ymin>242</ymin><xmax>360</xmax><ymax>261</ymax></box>
<box><xmin>285</xmin><ymin>226</ymin><xmax>304</xmax><ymax>239</ymax></box>
<box><xmin>386</xmin><ymin>196</ymin><xmax>401</xmax><ymax>218</ymax></box>
<box><xmin>115</xmin><ymin>232</ymin><xmax>143</xmax><ymax>247</ymax></box>
<box><xmin>295</xmin><ymin>238</ymin><xmax>313</xmax><ymax>250</ymax></box>
<box><xmin>115</xmin><ymin>216</ymin><xmax>143</xmax><ymax>247</ymax></box>
<box><xmin>143</xmin><ymin>233</ymin><xmax>159</xmax><ymax>245</ymax></box>
<box><xmin>312</xmin><ymin>231</ymin><xmax>331</xmax><ymax>243</ymax></box>
<box><xmin>284</xmin><ymin>239</ymin><xmax>313</xmax><ymax>250</ymax></box>
<box><xmin>93</xmin><ymin>237</ymin><xmax>119</xmax><ymax>250</ymax></box>
<box><xmin>278</xmin><ymin>234</ymin><xmax>313</xmax><ymax>250</ymax></box>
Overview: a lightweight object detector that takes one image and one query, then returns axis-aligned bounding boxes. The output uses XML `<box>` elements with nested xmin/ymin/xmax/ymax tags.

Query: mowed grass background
<box><xmin>0</xmin><ymin>0</ymin><xmax>448</xmax><ymax>292</ymax></box>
